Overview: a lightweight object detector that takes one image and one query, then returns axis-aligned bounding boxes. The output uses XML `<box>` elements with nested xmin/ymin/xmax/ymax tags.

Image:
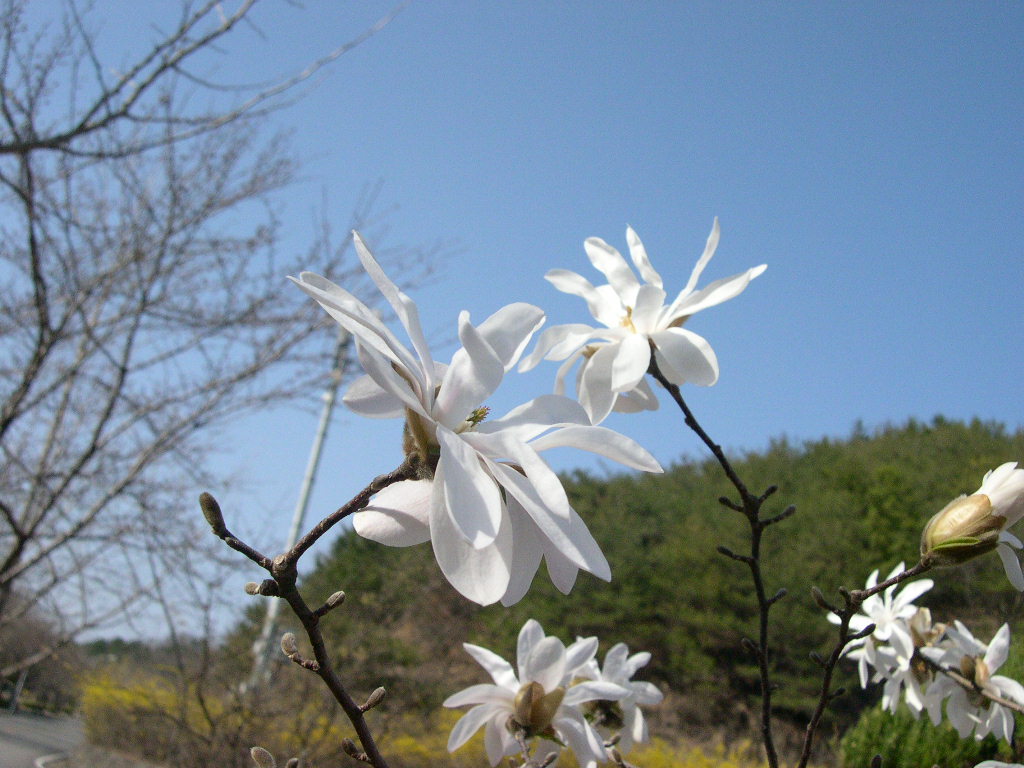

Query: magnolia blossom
<box><xmin>291</xmin><ymin>233</ymin><xmax>662</xmax><ymax>606</ymax></box>
<box><xmin>828</xmin><ymin>562</ymin><xmax>934</xmax><ymax>687</ymax></box>
<box><xmin>921</xmin><ymin>462</ymin><xmax>1024</xmax><ymax>589</ymax></box>
<box><xmin>921</xmin><ymin>623</ymin><xmax>1024</xmax><ymax>742</ymax></box>
<box><xmin>577</xmin><ymin>642</ymin><xmax>663</xmax><ymax>752</ymax></box>
<box><xmin>520</xmin><ymin>220</ymin><xmax>766</xmax><ymax>423</ymax></box>
<box><xmin>445</xmin><ymin>620</ymin><xmax>628</xmax><ymax>766</ymax></box>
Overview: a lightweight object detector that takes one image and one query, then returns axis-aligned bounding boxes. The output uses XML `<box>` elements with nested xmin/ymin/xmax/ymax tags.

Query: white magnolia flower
<box><xmin>921</xmin><ymin>623</ymin><xmax>1024</xmax><ymax>742</ymax></box>
<box><xmin>828</xmin><ymin>562</ymin><xmax>934</xmax><ymax>658</ymax></box>
<box><xmin>520</xmin><ymin>219</ymin><xmax>766</xmax><ymax>424</ymax></box>
<box><xmin>291</xmin><ymin>233</ymin><xmax>662</xmax><ymax>606</ymax></box>
<box><xmin>921</xmin><ymin>462</ymin><xmax>1024</xmax><ymax>589</ymax></box>
<box><xmin>577</xmin><ymin>642</ymin><xmax>663</xmax><ymax>752</ymax></box>
<box><xmin>445</xmin><ymin>619</ymin><xmax>628</xmax><ymax>767</ymax></box>
<box><xmin>869</xmin><ymin>629</ymin><xmax>927</xmax><ymax>717</ymax></box>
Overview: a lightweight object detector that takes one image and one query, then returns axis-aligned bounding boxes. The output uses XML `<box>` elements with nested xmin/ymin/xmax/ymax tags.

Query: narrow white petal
<box><xmin>578</xmin><ymin>343</ymin><xmax>619</xmax><ymax>425</ymax></box>
<box><xmin>610</xmin><ymin>333</ymin><xmax>652</xmax><ymax>393</ymax></box>
<box><xmin>434</xmin><ymin>312</ymin><xmax>505</xmax><ymax>429</ymax></box>
<box><xmin>520</xmin><ymin>323</ymin><xmax>601</xmax><ymax>371</ymax></box>
<box><xmin>630</xmin><ymin>284</ymin><xmax>667</xmax><ymax>333</ymax></box>
<box><xmin>986</xmin><ymin>624</ymin><xmax>1012</xmax><ymax>672</ymax></box>
<box><xmin>357</xmin><ymin>343</ymin><xmax>432</xmax><ymax>420</ymax></box>
<box><xmin>681</xmin><ymin>216</ymin><xmax>720</xmax><ymax>296</ymax></box>
<box><xmin>499</xmin><ymin>499</ymin><xmax>544</xmax><ymax>606</ymax></box>
<box><xmin>475</xmin><ymin>394</ymin><xmax>591</xmax><ymax>442</ymax></box>
<box><xmin>630</xmin><ymin>680</ymin><xmax>663</xmax><ymax>705</ymax></box>
<box><xmin>462</xmin><ymin>643</ymin><xmax>518</xmax><ymax>688</ymax></box>
<box><xmin>528</xmin><ymin>425</ymin><xmax>663</xmax><ymax>473</ymax></box>
<box><xmin>488</xmin><ymin>461</ymin><xmax>610</xmax><ymax>580</ymax></box>
<box><xmin>353</xmin><ymin>480</ymin><xmax>432</xmax><ymax>546</ymax></box>
<box><xmin>565</xmin><ymin>636</ymin><xmax>599</xmax><ymax>676</ymax></box>
<box><xmin>545</xmin><ymin>269</ymin><xmax>609</xmax><ymax>322</ymax></box>
<box><xmin>343</xmin><ymin>373</ymin><xmax>405</xmax><ymax>419</ymax></box>
<box><xmin>443</xmin><ymin>684</ymin><xmax>512</xmax><ymax>708</ymax></box>
<box><xmin>651</xmin><ymin>327</ymin><xmax>719</xmax><ymax>386</ymax></box>
<box><xmin>518</xmin><ymin>619</ymin><xmax>545</xmax><ymax>673</ymax></box>
<box><xmin>353</xmin><ymin>232</ymin><xmax>436</xmax><ymax>392</ymax></box>
<box><xmin>476</xmin><ymin>303</ymin><xmax>546</xmax><ymax>370</ymax></box>
<box><xmin>626</xmin><ymin>226</ymin><xmax>662</xmax><ymax>288</ymax></box>
<box><xmin>484</xmin><ymin>717</ymin><xmax>515</xmax><ymax>766</ymax></box>
<box><xmin>437</xmin><ymin>428</ymin><xmax>503</xmax><ymax>546</ymax></box>
<box><xmin>612</xmin><ymin>376</ymin><xmax>660</xmax><ymax>414</ymax></box>
<box><xmin>583</xmin><ymin>236</ymin><xmax>641</xmax><ymax>306</ymax></box>
<box><xmin>447</xmin><ymin>704</ymin><xmax>503</xmax><ymax>753</ymax></box>
<box><xmin>603</xmin><ymin>643</ymin><xmax>629</xmax><ymax>680</ymax></box>
<box><xmin>562</xmin><ymin>680</ymin><xmax>630</xmax><ymax>705</ymax></box>
<box><xmin>430</xmin><ymin>465</ymin><xmax>512</xmax><ymax>605</ymax></box>
<box><xmin>543</xmin><ymin>544</ymin><xmax>581</xmax><ymax>594</ymax></box>
<box><xmin>522</xmin><ymin>636</ymin><xmax>567</xmax><ymax>693</ymax></box>
<box><xmin>667</xmin><ymin>263</ymin><xmax>768</xmax><ymax>322</ymax></box>
<box><xmin>997</xmin><ymin>542</ymin><xmax>1024</xmax><ymax>591</ymax></box>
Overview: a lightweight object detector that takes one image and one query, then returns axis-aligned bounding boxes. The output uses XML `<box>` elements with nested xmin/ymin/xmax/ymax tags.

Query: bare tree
<box><xmin>0</xmin><ymin>0</ymin><xmax>426</xmax><ymax>678</ymax></box>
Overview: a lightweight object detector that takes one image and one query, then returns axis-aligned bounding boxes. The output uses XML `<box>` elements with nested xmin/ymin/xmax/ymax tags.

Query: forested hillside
<box><xmin>231</xmin><ymin>417</ymin><xmax>1024</xmax><ymax>746</ymax></box>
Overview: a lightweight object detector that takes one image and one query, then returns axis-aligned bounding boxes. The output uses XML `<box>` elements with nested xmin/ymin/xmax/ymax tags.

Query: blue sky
<box><xmin>82</xmin><ymin>3</ymin><xmax>1024</xmax><ymax>580</ymax></box>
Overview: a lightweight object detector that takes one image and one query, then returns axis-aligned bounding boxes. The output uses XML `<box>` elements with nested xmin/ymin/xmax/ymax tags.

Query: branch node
<box><xmin>810</xmin><ymin>586</ymin><xmax>838</xmax><ymax>613</ymax></box>
<box><xmin>342</xmin><ymin>738</ymin><xmax>370</xmax><ymax>764</ymax></box>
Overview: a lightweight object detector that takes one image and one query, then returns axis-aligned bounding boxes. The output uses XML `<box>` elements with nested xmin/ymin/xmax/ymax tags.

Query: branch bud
<box><xmin>326</xmin><ymin>590</ymin><xmax>346</xmax><ymax>609</ymax></box>
<box><xmin>342</xmin><ymin>738</ymin><xmax>369</xmax><ymax>763</ymax></box>
<box><xmin>250</xmin><ymin>747</ymin><xmax>276</xmax><ymax>768</ymax></box>
<box><xmin>280</xmin><ymin>633</ymin><xmax>298</xmax><ymax>658</ymax></box>
<box><xmin>360</xmin><ymin>686</ymin><xmax>386</xmax><ymax>712</ymax></box>
<box><xmin>245</xmin><ymin>582</ymin><xmax>261</xmax><ymax>595</ymax></box>
<box><xmin>199</xmin><ymin>492</ymin><xmax>227</xmax><ymax>536</ymax></box>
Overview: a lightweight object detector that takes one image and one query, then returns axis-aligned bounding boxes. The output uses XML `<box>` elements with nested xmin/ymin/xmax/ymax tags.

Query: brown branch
<box><xmin>647</xmin><ymin>356</ymin><xmax>782</xmax><ymax>768</ymax></box>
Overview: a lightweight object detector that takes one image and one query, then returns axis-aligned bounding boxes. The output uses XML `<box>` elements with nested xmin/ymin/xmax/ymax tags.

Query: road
<box><xmin>0</xmin><ymin>712</ymin><xmax>83</xmax><ymax>768</ymax></box>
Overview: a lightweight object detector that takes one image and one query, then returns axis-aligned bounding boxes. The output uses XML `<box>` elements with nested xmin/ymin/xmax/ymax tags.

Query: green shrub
<box><xmin>838</xmin><ymin>706</ymin><xmax>1011</xmax><ymax>768</ymax></box>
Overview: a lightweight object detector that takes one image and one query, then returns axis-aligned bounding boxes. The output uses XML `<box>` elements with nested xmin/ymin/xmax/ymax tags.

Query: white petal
<box><xmin>630</xmin><ymin>680</ymin><xmax>663</xmax><ymax>706</ymax></box>
<box><xmin>462</xmin><ymin>643</ymin><xmax>518</xmax><ymax>689</ymax></box>
<box><xmin>488</xmin><ymin>460</ymin><xmax>610</xmax><ymax>580</ymax></box>
<box><xmin>517</xmin><ymin>619</ymin><xmax>545</xmax><ymax>673</ymax></box>
<box><xmin>667</xmin><ymin>263</ymin><xmax>767</xmax><ymax>322</ymax></box>
<box><xmin>434</xmin><ymin>312</ymin><xmax>505</xmax><ymax>429</ymax></box>
<box><xmin>476</xmin><ymin>394</ymin><xmax>591</xmax><ymax>442</ymax></box>
<box><xmin>545</xmin><ymin>269</ymin><xmax>614</xmax><ymax>323</ymax></box>
<box><xmin>624</xmin><ymin>650</ymin><xmax>653</xmax><ymax>677</ymax></box>
<box><xmin>630</xmin><ymin>284</ymin><xmax>667</xmax><ymax>334</ymax></box>
<box><xmin>444</xmin><ymin>684</ymin><xmax>512</xmax><ymax>708</ymax></box>
<box><xmin>430</xmin><ymin>465</ymin><xmax>512</xmax><ymax>605</ymax></box>
<box><xmin>499</xmin><ymin>499</ymin><xmax>544</xmax><ymax>607</ymax></box>
<box><xmin>565</xmin><ymin>636</ymin><xmax>599</xmax><ymax>677</ymax></box>
<box><xmin>528</xmin><ymin>425</ymin><xmax>663</xmax><ymax>473</ymax></box>
<box><xmin>583</xmin><ymin>236</ymin><xmax>641</xmax><ymax>305</ymax></box>
<box><xmin>466</xmin><ymin>429</ymin><xmax>572</xmax><ymax>522</ymax></box>
<box><xmin>543</xmin><ymin>543</ymin><xmax>581</xmax><ymax>594</ymax></box>
<box><xmin>447</xmin><ymin>704</ymin><xmax>503</xmax><ymax>753</ymax></box>
<box><xmin>475</xmin><ymin>303</ymin><xmax>546</xmax><ymax>371</ymax></box>
<box><xmin>520</xmin><ymin>323</ymin><xmax>602</xmax><ymax>370</ymax></box>
<box><xmin>353</xmin><ymin>480</ymin><xmax>432</xmax><ymax>546</ymax></box>
<box><xmin>602</xmin><ymin>643</ymin><xmax>629</xmax><ymax>681</ymax></box>
<box><xmin>357</xmin><ymin>343</ymin><xmax>432</xmax><ymax>420</ymax></box>
<box><xmin>612</xmin><ymin>376</ymin><xmax>660</xmax><ymax>414</ymax></box>
<box><xmin>562</xmin><ymin>680</ymin><xmax>630</xmax><ymax>705</ymax></box>
<box><xmin>522</xmin><ymin>636</ymin><xmax>567</xmax><ymax>693</ymax></box>
<box><xmin>343</xmin><ymin>373</ymin><xmax>405</xmax><ymax>418</ymax></box>
<box><xmin>610</xmin><ymin>333</ymin><xmax>652</xmax><ymax>393</ymax></box>
<box><xmin>578</xmin><ymin>343</ymin><xmax>619</xmax><ymax>425</ymax></box>
<box><xmin>353</xmin><ymin>232</ymin><xmax>436</xmax><ymax>392</ymax></box>
<box><xmin>892</xmin><ymin>579</ymin><xmax>934</xmax><ymax>611</ymax></box>
<box><xmin>997</xmin><ymin>542</ymin><xmax>1024</xmax><ymax>591</ymax></box>
<box><xmin>484</xmin><ymin>716</ymin><xmax>515</xmax><ymax>766</ymax></box>
<box><xmin>683</xmin><ymin>217</ymin><xmax>721</xmax><ymax>296</ymax></box>
<box><xmin>437</xmin><ymin>428</ymin><xmax>503</xmax><ymax>546</ymax></box>
<box><xmin>626</xmin><ymin>226</ymin><xmax>662</xmax><ymax>288</ymax></box>
<box><xmin>986</xmin><ymin>624</ymin><xmax>1012</xmax><ymax>672</ymax></box>
<box><xmin>651</xmin><ymin>327</ymin><xmax>719</xmax><ymax>386</ymax></box>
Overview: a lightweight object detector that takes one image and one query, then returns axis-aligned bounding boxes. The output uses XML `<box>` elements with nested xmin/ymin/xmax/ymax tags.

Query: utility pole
<box><xmin>246</xmin><ymin>328</ymin><xmax>351</xmax><ymax>691</ymax></box>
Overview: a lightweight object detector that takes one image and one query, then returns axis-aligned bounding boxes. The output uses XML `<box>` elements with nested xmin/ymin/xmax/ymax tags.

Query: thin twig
<box><xmin>647</xmin><ymin>357</ymin><xmax>781</xmax><ymax>768</ymax></box>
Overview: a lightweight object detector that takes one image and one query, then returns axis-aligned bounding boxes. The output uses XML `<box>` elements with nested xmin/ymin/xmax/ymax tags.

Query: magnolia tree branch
<box><xmin>647</xmin><ymin>357</ymin><xmax>784</xmax><ymax>768</ymax></box>
<box><xmin>796</xmin><ymin>560</ymin><xmax>934</xmax><ymax>768</ymax></box>
<box><xmin>201</xmin><ymin>459</ymin><xmax>419</xmax><ymax>768</ymax></box>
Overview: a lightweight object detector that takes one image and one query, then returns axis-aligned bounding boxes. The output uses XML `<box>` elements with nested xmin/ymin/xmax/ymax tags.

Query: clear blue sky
<box><xmin>83</xmin><ymin>2</ymin><xmax>1024</xmax><ymax>589</ymax></box>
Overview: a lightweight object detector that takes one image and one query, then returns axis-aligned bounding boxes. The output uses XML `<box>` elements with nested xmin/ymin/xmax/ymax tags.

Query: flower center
<box><xmin>512</xmin><ymin>681</ymin><xmax>565</xmax><ymax>736</ymax></box>
<box><xmin>620</xmin><ymin>306</ymin><xmax>637</xmax><ymax>333</ymax></box>
<box><xmin>456</xmin><ymin>406</ymin><xmax>490</xmax><ymax>434</ymax></box>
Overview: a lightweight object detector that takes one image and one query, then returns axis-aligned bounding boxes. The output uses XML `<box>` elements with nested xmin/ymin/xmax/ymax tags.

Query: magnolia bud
<box><xmin>326</xmin><ymin>590</ymin><xmax>346</xmax><ymax>609</ymax></box>
<box><xmin>513</xmin><ymin>681</ymin><xmax>565</xmax><ymax>735</ymax></box>
<box><xmin>199</xmin><ymin>492</ymin><xmax>226</xmax><ymax>535</ymax></box>
<box><xmin>361</xmin><ymin>686</ymin><xmax>386</xmax><ymax>711</ymax></box>
<box><xmin>280</xmin><ymin>633</ymin><xmax>298</xmax><ymax>658</ymax></box>
<box><xmin>920</xmin><ymin>494</ymin><xmax>1002</xmax><ymax>566</ymax></box>
<box><xmin>250</xmin><ymin>747</ymin><xmax>276</xmax><ymax>768</ymax></box>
